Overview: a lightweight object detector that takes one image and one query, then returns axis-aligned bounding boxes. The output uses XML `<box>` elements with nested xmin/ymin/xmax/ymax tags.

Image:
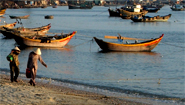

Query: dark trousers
<box><xmin>10</xmin><ymin>64</ymin><xmax>19</xmax><ymax>82</ymax></box>
<box><xmin>29</xmin><ymin>68</ymin><xmax>37</xmax><ymax>86</ymax></box>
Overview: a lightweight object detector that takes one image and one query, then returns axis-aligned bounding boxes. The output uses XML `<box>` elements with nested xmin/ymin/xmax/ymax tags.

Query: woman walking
<box><xmin>27</xmin><ymin>48</ymin><xmax>47</xmax><ymax>86</ymax></box>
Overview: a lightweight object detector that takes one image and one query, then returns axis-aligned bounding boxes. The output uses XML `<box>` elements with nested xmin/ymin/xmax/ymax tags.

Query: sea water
<box><xmin>0</xmin><ymin>5</ymin><xmax>184</xmax><ymax>104</ymax></box>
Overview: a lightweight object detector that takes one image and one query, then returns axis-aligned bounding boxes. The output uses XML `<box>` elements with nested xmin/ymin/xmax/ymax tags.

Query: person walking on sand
<box><xmin>27</xmin><ymin>48</ymin><xmax>47</xmax><ymax>86</ymax></box>
<box><xmin>6</xmin><ymin>46</ymin><xmax>21</xmax><ymax>82</ymax></box>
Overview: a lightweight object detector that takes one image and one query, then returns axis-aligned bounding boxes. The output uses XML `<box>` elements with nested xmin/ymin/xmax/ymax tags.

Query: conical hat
<box><xmin>34</xmin><ymin>48</ymin><xmax>41</xmax><ymax>55</ymax></box>
<box><xmin>13</xmin><ymin>46</ymin><xmax>20</xmax><ymax>51</ymax></box>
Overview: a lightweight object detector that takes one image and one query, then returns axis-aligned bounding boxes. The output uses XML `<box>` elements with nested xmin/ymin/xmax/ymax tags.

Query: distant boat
<box><xmin>68</xmin><ymin>2</ymin><xmax>93</xmax><ymax>9</ymax></box>
<box><xmin>108</xmin><ymin>8</ymin><xmax>120</xmax><ymax>17</ymax></box>
<box><xmin>131</xmin><ymin>14</ymin><xmax>172</xmax><ymax>22</ymax></box>
<box><xmin>0</xmin><ymin>23</ymin><xmax>51</xmax><ymax>38</ymax></box>
<box><xmin>52</xmin><ymin>3</ymin><xmax>57</xmax><ymax>8</ymax></box>
<box><xmin>12</xmin><ymin>31</ymin><xmax>77</xmax><ymax>48</ymax></box>
<box><xmin>0</xmin><ymin>8</ymin><xmax>6</xmax><ymax>17</ymax></box>
<box><xmin>41</xmin><ymin>5</ymin><xmax>47</xmax><ymax>8</ymax></box>
<box><xmin>94</xmin><ymin>34</ymin><xmax>164</xmax><ymax>52</ymax></box>
<box><xmin>143</xmin><ymin>8</ymin><xmax>160</xmax><ymax>13</ymax></box>
<box><xmin>120</xmin><ymin>4</ymin><xmax>148</xmax><ymax>19</ymax></box>
<box><xmin>9</xmin><ymin>15</ymin><xmax>30</xmax><ymax>19</ymax></box>
<box><xmin>104</xmin><ymin>3</ymin><xmax>121</xmax><ymax>7</ymax></box>
<box><xmin>142</xmin><ymin>5</ymin><xmax>161</xmax><ymax>13</ymax></box>
<box><xmin>0</xmin><ymin>22</ymin><xmax>17</xmax><ymax>29</ymax></box>
<box><xmin>171</xmin><ymin>4</ymin><xmax>185</xmax><ymax>11</ymax></box>
<box><xmin>52</xmin><ymin>5</ymin><xmax>57</xmax><ymax>8</ymax></box>
<box><xmin>45</xmin><ymin>15</ymin><xmax>54</xmax><ymax>19</ymax></box>
<box><xmin>1</xmin><ymin>26</ymin><xmax>50</xmax><ymax>38</ymax></box>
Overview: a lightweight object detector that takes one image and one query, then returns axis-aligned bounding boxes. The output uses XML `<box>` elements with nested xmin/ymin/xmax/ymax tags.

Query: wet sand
<box><xmin>0</xmin><ymin>74</ymin><xmax>150</xmax><ymax>105</ymax></box>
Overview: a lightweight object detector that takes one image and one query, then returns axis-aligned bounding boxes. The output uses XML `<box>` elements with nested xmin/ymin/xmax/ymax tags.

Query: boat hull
<box><xmin>13</xmin><ymin>31</ymin><xmax>77</xmax><ymax>48</ymax></box>
<box><xmin>120</xmin><ymin>9</ymin><xmax>148</xmax><ymax>17</ymax></box>
<box><xmin>144</xmin><ymin>8</ymin><xmax>160</xmax><ymax>13</ymax></box>
<box><xmin>94</xmin><ymin>34</ymin><xmax>164</xmax><ymax>52</ymax></box>
<box><xmin>0</xmin><ymin>22</ymin><xmax>17</xmax><ymax>29</ymax></box>
<box><xmin>68</xmin><ymin>3</ymin><xmax>93</xmax><ymax>9</ymax></box>
<box><xmin>170</xmin><ymin>7</ymin><xmax>185</xmax><ymax>11</ymax></box>
<box><xmin>108</xmin><ymin>8</ymin><xmax>120</xmax><ymax>17</ymax></box>
<box><xmin>0</xmin><ymin>9</ymin><xmax>6</xmax><ymax>16</ymax></box>
<box><xmin>9</xmin><ymin>15</ymin><xmax>30</xmax><ymax>19</ymax></box>
<box><xmin>0</xmin><ymin>23</ymin><xmax>51</xmax><ymax>38</ymax></box>
<box><xmin>131</xmin><ymin>14</ymin><xmax>171</xmax><ymax>22</ymax></box>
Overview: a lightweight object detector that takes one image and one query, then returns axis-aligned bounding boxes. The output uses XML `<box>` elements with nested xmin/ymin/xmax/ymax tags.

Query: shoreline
<box><xmin>0</xmin><ymin>73</ymin><xmax>149</xmax><ymax>105</ymax></box>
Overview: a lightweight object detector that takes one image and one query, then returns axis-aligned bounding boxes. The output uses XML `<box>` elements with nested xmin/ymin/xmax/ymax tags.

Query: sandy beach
<box><xmin>0</xmin><ymin>74</ymin><xmax>149</xmax><ymax>105</ymax></box>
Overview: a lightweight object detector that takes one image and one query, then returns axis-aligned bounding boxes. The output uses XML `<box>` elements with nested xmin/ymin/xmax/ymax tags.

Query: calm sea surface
<box><xmin>0</xmin><ymin>5</ymin><xmax>184</xmax><ymax>104</ymax></box>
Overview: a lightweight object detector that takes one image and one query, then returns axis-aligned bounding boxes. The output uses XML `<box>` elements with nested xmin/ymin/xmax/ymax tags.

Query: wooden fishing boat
<box><xmin>144</xmin><ymin>8</ymin><xmax>160</xmax><ymax>13</ymax></box>
<box><xmin>41</xmin><ymin>5</ymin><xmax>47</xmax><ymax>8</ymax></box>
<box><xmin>45</xmin><ymin>15</ymin><xmax>54</xmax><ymax>19</ymax></box>
<box><xmin>0</xmin><ymin>9</ymin><xmax>6</xmax><ymax>13</ymax></box>
<box><xmin>4</xmin><ymin>23</ymin><xmax>51</xmax><ymax>31</ymax></box>
<box><xmin>108</xmin><ymin>8</ymin><xmax>120</xmax><ymax>17</ymax></box>
<box><xmin>0</xmin><ymin>23</ymin><xmax>51</xmax><ymax>38</ymax></box>
<box><xmin>9</xmin><ymin>15</ymin><xmax>30</xmax><ymax>19</ymax></box>
<box><xmin>0</xmin><ymin>22</ymin><xmax>17</xmax><ymax>29</ymax></box>
<box><xmin>120</xmin><ymin>9</ymin><xmax>148</xmax><ymax>18</ymax></box>
<box><xmin>171</xmin><ymin>4</ymin><xmax>185</xmax><ymax>11</ymax></box>
<box><xmin>68</xmin><ymin>4</ymin><xmax>93</xmax><ymax>9</ymax></box>
<box><xmin>0</xmin><ymin>12</ymin><xmax>5</xmax><ymax>17</ymax></box>
<box><xmin>2</xmin><ymin>25</ymin><xmax>50</xmax><ymax>37</ymax></box>
<box><xmin>68</xmin><ymin>2</ymin><xmax>93</xmax><ymax>9</ymax></box>
<box><xmin>24</xmin><ymin>23</ymin><xmax>51</xmax><ymax>30</ymax></box>
<box><xmin>0</xmin><ymin>9</ymin><xmax>6</xmax><ymax>16</ymax></box>
<box><xmin>143</xmin><ymin>6</ymin><xmax>160</xmax><ymax>13</ymax></box>
<box><xmin>131</xmin><ymin>14</ymin><xmax>171</xmax><ymax>22</ymax></box>
<box><xmin>52</xmin><ymin>5</ymin><xmax>57</xmax><ymax>8</ymax></box>
<box><xmin>119</xmin><ymin>4</ymin><xmax>148</xmax><ymax>19</ymax></box>
<box><xmin>12</xmin><ymin>31</ymin><xmax>77</xmax><ymax>48</ymax></box>
<box><xmin>94</xmin><ymin>34</ymin><xmax>164</xmax><ymax>52</ymax></box>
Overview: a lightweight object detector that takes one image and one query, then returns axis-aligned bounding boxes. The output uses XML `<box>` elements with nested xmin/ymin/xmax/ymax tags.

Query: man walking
<box><xmin>7</xmin><ymin>46</ymin><xmax>21</xmax><ymax>82</ymax></box>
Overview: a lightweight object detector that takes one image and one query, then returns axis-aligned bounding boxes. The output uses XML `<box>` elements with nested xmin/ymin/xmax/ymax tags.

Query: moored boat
<box><xmin>0</xmin><ymin>12</ymin><xmax>5</xmax><ymax>17</ymax></box>
<box><xmin>24</xmin><ymin>23</ymin><xmax>51</xmax><ymax>30</ymax></box>
<box><xmin>9</xmin><ymin>15</ymin><xmax>30</xmax><ymax>19</ymax></box>
<box><xmin>0</xmin><ymin>23</ymin><xmax>51</xmax><ymax>38</ymax></box>
<box><xmin>45</xmin><ymin>15</ymin><xmax>54</xmax><ymax>19</ymax></box>
<box><xmin>68</xmin><ymin>2</ymin><xmax>93</xmax><ymax>9</ymax></box>
<box><xmin>94</xmin><ymin>34</ymin><xmax>164</xmax><ymax>52</ymax></box>
<box><xmin>1</xmin><ymin>25</ymin><xmax>51</xmax><ymax>38</ymax></box>
<box><xmin>41</xmin><ymin>5</ymin><xmax>47</xmax><ymax>8</ymax></box>
<box><xmin>0</xmin><ymin>22</ymin><xmax>17</xmax><ymax>29</ymax></box>
<box><xmin>120</xmin><ymin>9</ymin><xmax>148</xmax><ymax>19</ymax></box>
<box><xmin>108</xmin><ymin>8</ymin><xmax>120</xmax><ymax>17</ymax></box>
<box><xmin>0</xmin><ymin>8</ymin><xmax>6</xmax><ymax>13</ymax></box>
<box><xmin>131</xmin><ymin>14</ymin><xmax>172</xmax><ymax>22</ymax></box>
<box><xmin>171</xmin><ymin>4</ymin><xmax>185</xmax><ymax>11</ymax></box>
<box><xmin>143</xmin><ymin>8</ymin><xmax>160</xmax><ymax>13</ymax></box>
<box><xmin>12</xmin><ymin>31</ymin><xmax>77</xmax><ymax>48</ymax></box>
<box><xmin>0</xmin><ymin>8</ymin><xmax>6</xmax><ymax>17</ymax></box>
<box><xmin>142</xmin><ymin>5</ymin><xmax>161</xmax><ymax>13</ymax></box>
<box><xmin>119</xmin><ymin>4</ymin><xmax>148</xmax><ymax>19</ymax></box>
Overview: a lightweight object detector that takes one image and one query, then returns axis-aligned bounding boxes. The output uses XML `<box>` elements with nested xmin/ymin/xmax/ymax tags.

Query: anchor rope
<box><xmin>172</xmin><ymin>15</ymin><xmax>180</xmax><ymax>22</ymax></box>
<box><xmin>161</xmin><ymin>42</ymin><xmax>185</xmax><ymax>49</ymax></box>
<box><xmin>0</xmin><ymin>38</ymin><xmax>7</xmax><ymax>46</ymax></box>
<box><xmin>70</xmin><ymin>39</ymin><xmax>93</xmax><ymax>48</ymax></box>
<box><xmin>92</xmin><ymin>10</ymin><xmax>108</xmax><ymax>17</ymax></box>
